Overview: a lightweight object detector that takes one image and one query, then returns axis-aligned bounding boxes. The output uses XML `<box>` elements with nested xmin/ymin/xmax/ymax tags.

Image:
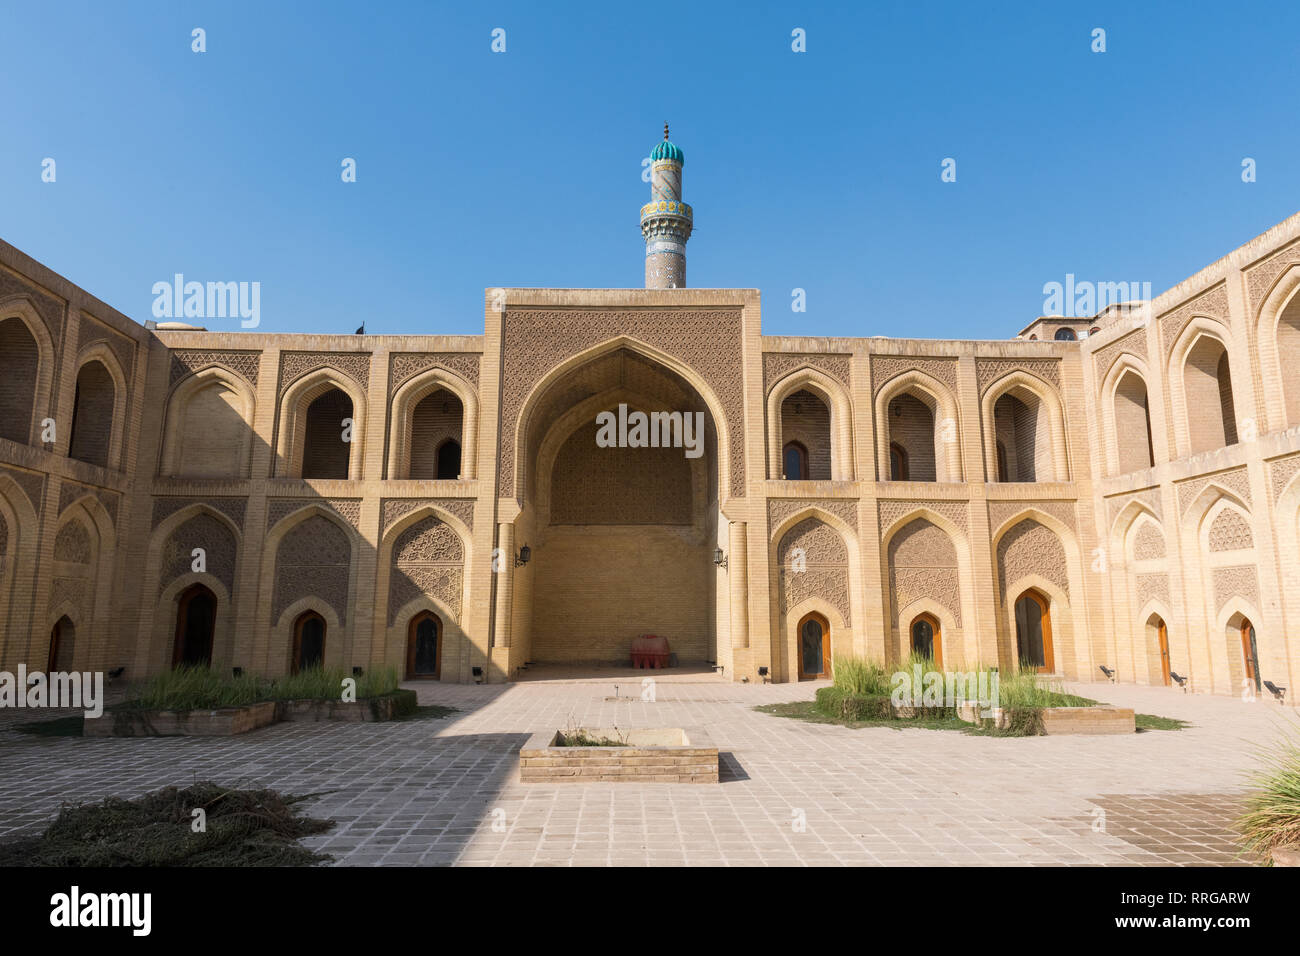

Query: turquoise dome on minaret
<box><xmin>651</xmin><ymin>129</ymin><xmax>685</xmax><ymax>165</ymax></box>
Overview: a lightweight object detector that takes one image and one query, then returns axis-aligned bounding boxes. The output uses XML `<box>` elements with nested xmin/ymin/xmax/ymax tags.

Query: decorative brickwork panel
<box><xmin>976</xmin><ymin>358</ymin><xmax>1060</xmax><ymax>395</ymax></box>
<box><xmin>77</xmin><ymin>318</ymin><xmax>136</xmax><ymax>387</ymax></box>
<box><xmin>1134</xmin><ymin>572</ymin><xmax>1169</xmax><ymax>610</ymax></box>
<box><xmin>887</xmin><ymin>518</ymin><xmax>961</xmax><ymax>625</ymax></box>
<box><xmin>0</xmin><ymin>466</ymin><xmax>45</xmax><ymax>514</ymax></box>
<box><xmin>382</xmin><ymin>498</ymin><xmax>475</xmax><ymax>532</ymax></box>
<box><xmin>1107</xmin><ymin>488</ymin><xmax>1163</xmax><ymax>527</ymax></box>
<box><xmin>777</xmin><ymin>517</ymin><xmax>850</xmax><ymax>625</ymax></box>
<box><xmin>1270</xmin><ymin>454</ymin><xmax>1300</xmax><ymax>502</ymax></box>
<box><xmin>1091</xmin><ymin>329</ymin><xmax>1149</xmax><ymax>383</ymax></box>
<box><xmin>47</xmin><ymin>576</ymin><xmax>86</xmax><ymax>613</ymax></box>
<box><xmin>388</xmin><ymin>516</ymin><xmax>464</xmax><ymax>623</ymax></box>
<box><xmin>389</xmin><ymin>352</ymin><xmax>481</xmax><ymax>393</ymax></box>
<box><xmin>159</xmin><ymin>512</ymin><xmax>237</xmax><ymax>595</ymax></box>
<box><xmin>278</xmin><ymin>351</ymin><xmax>371</xmax><ymax>393</ymax></box>
<box><xmin>0</xmin><ymin>269</ymin><xmax>64</xmax><ymax>340</ymax></box>
<box><xmin>1245</xmin><ymin>239</ymin><xmax>1300</xmax><ymax>314</ymax></box>
<box><xmin>871</xmin><ymin>356</ymin><xmax>958</xmax><ymax>395</ymax></box>
<box><xmin>499</xmin><ymin>308</ymin><xmax>745</xmax><ymax>498</ymax></box>
<box><xmin>1132</xmin><ymin>522</ymin><xmax>1167</xmax><ymax>561</ymax></box>
<box><xmin>878</xmin><ymin>499</ymin><xmax>969</xmax><ymax>537</ymax></box>
<box><xmin>152</xmin><ymin>496</ymin><xmax>247</xmax><ymax>530</ymax></box>
<box><xmin>53</xmin><ymin>521</ymin><xmax>91</xmax><ymax>564</ymax></box>
<box><xmin>1213</xmin><ymin>565</ymin><xmax>1259</xmax><ymax>615</ymax></box>
<box><xmin>1178</xmin><ymin>469</ymin><xmax>1252</xmax><ymax>516</ymax></box>
<box><xmin>273</xmin><ymin>515</ymin><xmax>351</xmax><ymax>624</ymax></box>
<box><xmin>58</xmin><ymin>484</ymin><xmax>119</xmax><ymax>527</ymax></box>
<box><xmin>1208</xmin><ymin>508</ymin><xmax>1254</xmax><ymax>552</ymax></box>
<box><xmin>988</xmin><ymin>500</ymin><xmax>1076</xmax><ymax>535</ymax></box>
<box><xmin>266</xmin><ymin>498</ymin><xmax>361</xmax><ymax>531</ymax></box>
<box><xmin>550</xmin><ymin>421</ymin><xmax>693</xmax><ymax>525</ymax></box>
<box><xmin>1158</xmin><ymin>283</ymin><xmax>1229</xmax><ymax>354</ymax></box>
<box><xmin>762</xmin><ymin>352</ymin><xmax>852</xmax><ymax>392</ymax></box>
<box><xmin>767</xmin><ymin>498</ymin><xmax>859</xmax><ymax>535</ymax></box>
<box><xmin>169</xmin><ymin>350</ymin><xmax>260</xmax><ymax>388</ymax></box>
<box><xmin>997</xmin><ymin>518</ymin><xmax>1070</xmax><ymax>601</ymax></box>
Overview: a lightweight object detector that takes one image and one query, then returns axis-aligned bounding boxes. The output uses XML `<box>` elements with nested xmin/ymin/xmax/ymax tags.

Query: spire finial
<box><xmin>664</xmin><ymin>121</ymin><xmax>670</xmax><ymax>141</ymax></box>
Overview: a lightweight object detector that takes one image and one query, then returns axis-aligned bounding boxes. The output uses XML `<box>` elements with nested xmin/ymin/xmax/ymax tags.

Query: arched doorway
<box><xmin>910</xmin><ymin>612</ymin><xmax>942</xmax><ymax>668</ymax></box>
<box><xmin>1013</xmin><ymin>589</ymin><xmax>1054</xmax><ymax>672</ymax></box>
<box><xmin>47</xmin><ymin>616</ymin><xmax>75</xmax><ymax>672</ymax></box>
<box><xmin>1156</xmin><ymin>617</ymin><xmax>1171</xmax><ymax>686</ymax></box>
<box><xmin>1240</xmin><ymin>617</ymin><xmax>1260</xmax><ymax>693</ymax></box>
<box><xmin>172</xmin><ymin>584</ymin><xmax>216</xmax><ymax>668</ymax></box>
<box><xmin>406</xmin><ymin>611</ymin><xmax>442</xmax><ymax>679</ymax></box>
<box><xmin>435</xmin><ymin>439</ymin><xmax>461</xmax><ymax>480</ymax></box>
<box><xmin>292</xmin><ymin>610</ymin><xmax>326</xmax><ymax>674</ymax></box>
<box><xmin>796</xmin><ymin>611</ymin><xmax>831</xmax><ymax>680</ymax></box>
<box><xmin>783</xmin><ymin>440</ymin><xmax>809</xmax><ymax>480</ymax></box>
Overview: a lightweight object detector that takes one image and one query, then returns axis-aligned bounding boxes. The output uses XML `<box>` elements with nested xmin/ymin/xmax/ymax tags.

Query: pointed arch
<box><xmin>387</xmin><ymin>365</ymin><xmax>479</xmax><ymax>480</ymax></box>
<box><xmin>1254</xmin><ymin>262</ymin><xmax>1300</xmax><ymax>431</ymax></box>
<box><xmin>159</xmin><ymin>366</ymin><xmax>256</xmax><ymax>477</ymax></box>
<box><xmin>1167</xmin><ymin>319</ymin><xmax>1241</xmax><ymax>457</ymax></box>
<box><xmin>0</xmin><ymin>473</ymin><xmax>41</xmax><ymax>666</ymax></box>
<box><xmin>0</xmin><ymin>296</ymin><xmax>56</xmax><ymax>447</ymax></box>
<box><xmin>69</xmin><ymin>343</ymin><xmax>128</xmax><ymax>470</ymax></box>
<box><xmin>1100</xmin><ymin>355</ymin><xmax>1156</xmax><ymax>475</ymax></box>
<box><xmin>766</xmin><ymin>365</ymin><xmax>854</xmax><ymax>481</ymax></box>
<box><xmin>980</xmin><ymin>370</ymin><xmax>1069</xmax><ymax>483</ymax></box>
<box><xmin>513</xmin><ymin>335</ymin><xmax>732</xmax><ymax>506</ymax></box>
<box><xmin>274</xmin><ymin>367</ymin><xmax>367</xmax><ymax>479</ymax></box>
<box><xmin>874</xmin><ymin>369</ymin><xmax>962</xmax><ymax>482</ymax></box>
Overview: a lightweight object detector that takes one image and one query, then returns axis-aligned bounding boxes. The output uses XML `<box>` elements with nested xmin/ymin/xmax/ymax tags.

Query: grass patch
<box><xmin>0</xmin><ymin>782</ymin><xmax>335</xmax><ymax>866</ymax></box>
<box><xmin>118</xmin><ymin>665</ymin><xmax>404</xmax><ymax>712</ymax></box>
<box><xmin>755</xmin><ymin>700</ymin><xmax>969</xmax><ymax>732</ymax></box>
<box><xmin>1237</xmin><ymin>724</ymin><xmax>1300</xmax><ymax>865</ymax></box>
<box><xmin>11</xmin><ymin>715</ymin><xmax>84</xmax><ymax>737</ymax></box>
<box><xmin>1135</xmin><ymin>713</ymin><xmax>1189</xmax><ymax>732</ymax></box>
<box><xmin>555</xmin><ymin>728</ymin><xmax>629</xmax><ymax>747</ymax></box>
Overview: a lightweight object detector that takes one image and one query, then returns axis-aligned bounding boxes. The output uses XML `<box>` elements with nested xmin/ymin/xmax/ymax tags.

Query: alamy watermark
<box><xmin>152</xmin><ymin>274</ymin><xmax>261</xmax><ymax>328</ymax></box>
<box><xmin>0</xmin><ymin>667</ymin><xmax>104</xmax><ymax>718</ymax></box>
<box><xmin>595</xmin><ymin>403</ymin><xmax>705</xmax><ymax>459</ymax></box>
<box><xmin>1042</xmin><ymin>274</ymin><xmax>1151</xmax><ymax>321</ymax></box>
<box><xmin>890</xmin><ymin>663</ymin><xmax>1000</xmax><ymax>715</ymax></box>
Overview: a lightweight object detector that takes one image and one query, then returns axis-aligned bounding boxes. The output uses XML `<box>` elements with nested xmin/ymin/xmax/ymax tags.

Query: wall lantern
<box><xmin>713</xmin><ymin>548</ymin><xmax>727</xmax><ymax>569</ymax></box>
<box><xmin>515</xmin><ymin>544</ymin><xmax>531</xmax><ymax>567</ymax></box>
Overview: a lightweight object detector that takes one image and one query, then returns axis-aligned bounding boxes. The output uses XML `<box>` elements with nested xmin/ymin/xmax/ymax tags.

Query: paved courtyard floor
<box><xmin>1</xmin><ymin>676</ymin><xmax>1295</xmax><ymax>866</ymax></box>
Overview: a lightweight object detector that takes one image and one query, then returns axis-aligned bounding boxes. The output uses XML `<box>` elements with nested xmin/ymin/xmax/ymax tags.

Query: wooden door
<box><xmin>406</xmin><ymin>611</ymin><xmax>442</xmax><ymax>679</ymax></box>
<box><xmin>797</xmin><ymin>612</ymin><xmax>831</xmax><ymax>680</ymax></box>
<box><xmin>1014</xmin><ymin>590</ymin><xmax>1055</xmax><ymax>673</ymax></box>
<box><xmin>1157</xmin><ymin>620</ymin><xmax>1171</xmax><ymax>686</ymax></box>
<box><xmin>911</xmin><ymin>613</ymin><xmax>943</xmax><ymax>668</ymax></box>
<box><xmin>1241</xmin><ymin>619</ymin><xmax>1259</xmax><ymax>691</ymax></box>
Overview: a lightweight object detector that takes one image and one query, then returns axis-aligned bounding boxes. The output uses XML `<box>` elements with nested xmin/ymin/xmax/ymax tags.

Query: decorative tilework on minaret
<box><xmin>640</xmin><ymin>123</ymin><xmax>693</xmax><ymax>289</ymax></box>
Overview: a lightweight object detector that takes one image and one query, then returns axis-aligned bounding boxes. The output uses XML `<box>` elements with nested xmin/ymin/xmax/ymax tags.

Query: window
<box><xmin>783</xmin><ymin>441</ymin><xmax>808</xmax><ymax>480</ymax></box>
<box><xmin>1054</xmin><ymin>327</ymin><xmax>1077</xmax><ymax>341</ymax></box>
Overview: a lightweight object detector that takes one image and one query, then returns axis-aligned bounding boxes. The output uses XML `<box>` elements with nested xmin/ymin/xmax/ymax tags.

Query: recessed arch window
<box><xmin>782</xmin><ymin>441</ymin><xmax>809</xmax><ymax>480</ymax></box>
<box><xmin>1054</xmin><ymin>327</ymin><xmax>1077</xmax><ymax>341</ymax></box>
<box><xmin>301</xmin><ymin>388</ymin><xmax>353</xmax><ymax>479</ymax></box>
<box><xmin>0</xmin><ymin>317</ymin><xmax>40</xmax><ymax>444</ymax></box>
<box><xmin>1183</xmin><ymin>335</ymin><xmax>1238</xmax><ymax>453</ymax></box>
<box><xmin>292</xmin><ymin>610</ymin><xmax>326</xmax><ymax>674</ymax></box>
<box><xmin>1113</xmin><ymin>369</ymin><xmax>1154</xmax><ymax>473</ymax></box>
<box><xmin>68</xmin><ymin>360</ymin><xmax>117</xmax><ymax>468</ymax></box>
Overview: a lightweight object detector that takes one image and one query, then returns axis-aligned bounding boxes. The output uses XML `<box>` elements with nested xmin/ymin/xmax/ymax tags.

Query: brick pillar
<box><xmin>494</xmin><ymin>521</ymin><xmax>514</xmax><ymax>648</ymax></box>
<box><xmin>729</xmin><ymin>520</ymin><xmax>748</xmax><ymax>648</ymax></box>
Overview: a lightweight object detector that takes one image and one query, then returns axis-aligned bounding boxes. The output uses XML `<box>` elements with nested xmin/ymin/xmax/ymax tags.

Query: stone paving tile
<box><xmin>0</xmin><ymin>677</ymin><xmax>1293</xmax><ymax>865</ymax></box>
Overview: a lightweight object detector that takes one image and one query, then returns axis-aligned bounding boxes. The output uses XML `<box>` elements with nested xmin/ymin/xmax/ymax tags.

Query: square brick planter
<box><xmin>1271</xmin><ymin>846</ymin><xmax>1300</xmax><ymax>867</ymax></box>
<box><xmin>520</xmin><ymin>728</ymin><xmax>718</xmax><ymax>783</ymax></box>
<box><xmin>275</xmin><ymin>690</ymin><xmax>417</xmax><ymax>723</ymax></box>
<box><xmin>85</xmin><ymin>701</ymin><xmax>278</xmax><ymax>737</ymax></box>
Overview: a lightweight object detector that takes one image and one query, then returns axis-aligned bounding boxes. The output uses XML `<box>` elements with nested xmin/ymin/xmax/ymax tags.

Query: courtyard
<box><xmin>0</xmin><ymin>674</ymin><xmax>1290</xmax><ymax>866</ymax></box>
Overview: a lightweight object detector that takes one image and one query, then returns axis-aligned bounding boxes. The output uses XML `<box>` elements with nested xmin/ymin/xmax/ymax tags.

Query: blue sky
<box><xmin>3</xmin><ymin>1</ymin><xmax>1299</xmax><ymax>339</ymax></box>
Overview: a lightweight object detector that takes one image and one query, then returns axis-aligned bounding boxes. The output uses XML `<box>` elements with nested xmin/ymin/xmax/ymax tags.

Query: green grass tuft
<box><xmin>1237</xmin><ymin>723</ymin><xmax>1300</xmax><ymax>865</ymax></box>
<box><xmin>1135</xmin><ymin>713</ymin><xmax>1189</xmax><ymax>731</ymax></box>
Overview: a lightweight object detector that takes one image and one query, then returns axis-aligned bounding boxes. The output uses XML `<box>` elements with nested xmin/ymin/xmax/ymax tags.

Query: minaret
<box><xmin>640</xmin><ymin>123</ymin><xmax>693</xmax><ymax>288</ymax></box>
